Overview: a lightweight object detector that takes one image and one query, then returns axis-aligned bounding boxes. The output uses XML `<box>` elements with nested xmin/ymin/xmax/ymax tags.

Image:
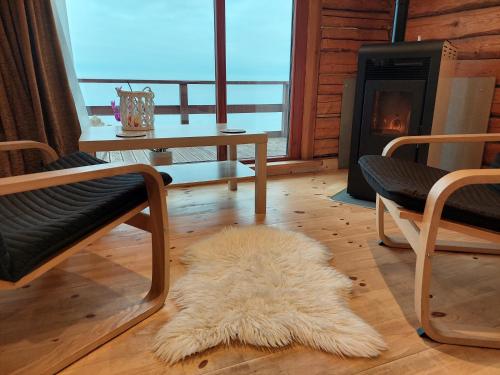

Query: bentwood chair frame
<box><xmin>375</xmin><ymin>133</ymin><xmax>500</xmax><ymax>349</ymax></box>
<box><xmin>0</xmin><ymin>141</ymin><xmax>170</xmax><ymax>374</ymax></box>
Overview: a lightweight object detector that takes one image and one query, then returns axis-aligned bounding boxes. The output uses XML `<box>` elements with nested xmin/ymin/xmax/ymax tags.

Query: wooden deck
<box><xmin>96</xmin><ymin>137</ymin><xmax>287</xmax><ymax>163</ymax></box>
<box><xmin>2</xmin><ymin>171</ymin><xmax>499</xmax><ymax>374</ymax></box>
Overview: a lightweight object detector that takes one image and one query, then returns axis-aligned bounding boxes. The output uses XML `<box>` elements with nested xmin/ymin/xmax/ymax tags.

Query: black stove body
<box><xmin>347</xmin><ymin>40</ymin><xmax>456</xmax><ymax>201</ymax></box>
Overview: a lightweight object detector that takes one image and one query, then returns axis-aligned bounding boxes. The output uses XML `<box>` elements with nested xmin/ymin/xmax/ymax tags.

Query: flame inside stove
<box><xmin>371</xmin><ymin>91</ymin><xmax>412</xmax><ymax>135</ymax></box>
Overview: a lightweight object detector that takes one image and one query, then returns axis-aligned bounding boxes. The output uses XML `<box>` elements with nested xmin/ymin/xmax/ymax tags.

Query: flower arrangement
<box><xmin>113</xmin><ymin>85</ymin><xmax>155</xmax><ymax>131</ymax></box>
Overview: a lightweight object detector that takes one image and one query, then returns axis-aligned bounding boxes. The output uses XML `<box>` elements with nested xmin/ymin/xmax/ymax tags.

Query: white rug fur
<box><xmin>154</xmin><ymin>226</ymin><xmax>386</xmax><ymax>363</ymax></box>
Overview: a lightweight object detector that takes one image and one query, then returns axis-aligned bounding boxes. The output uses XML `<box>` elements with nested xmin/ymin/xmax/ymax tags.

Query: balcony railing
<box><xmin>78</xmin><ymin>79</ymin><xmax>290</xmax><ymax>137</ymax></box>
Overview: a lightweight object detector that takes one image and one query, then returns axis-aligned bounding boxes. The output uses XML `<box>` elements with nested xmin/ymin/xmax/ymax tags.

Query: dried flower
<box><xmin>111</xmin><ymin>100</ymin><xmax>120</xmax><ymax>121</ymax></box>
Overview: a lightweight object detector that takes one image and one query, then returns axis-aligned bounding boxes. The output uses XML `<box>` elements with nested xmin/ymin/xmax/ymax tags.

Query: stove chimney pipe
<box><xmin>392</xmin><ymin>0</ymin><xmax>409</xmax><ymax>43</ymax></box>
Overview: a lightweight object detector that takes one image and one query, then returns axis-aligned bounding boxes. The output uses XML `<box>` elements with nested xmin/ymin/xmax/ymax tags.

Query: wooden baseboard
<box><xmin>254</xmin><ymin>158</ymin><xmax>339</xmax><ymax>176</ymax></box>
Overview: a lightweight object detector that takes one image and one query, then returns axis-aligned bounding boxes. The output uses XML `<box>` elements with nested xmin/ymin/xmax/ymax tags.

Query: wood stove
<box><xmin>347</xmin><ymin>40</ymin><xmax>457</xmax><ymax>201</ymax></box>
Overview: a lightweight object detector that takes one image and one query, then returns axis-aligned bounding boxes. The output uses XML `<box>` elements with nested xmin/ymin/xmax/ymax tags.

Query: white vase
<box><xmin>149</xmin><ymin>150</ymin><xmax>173</xmax><ymax>166</ymax></box>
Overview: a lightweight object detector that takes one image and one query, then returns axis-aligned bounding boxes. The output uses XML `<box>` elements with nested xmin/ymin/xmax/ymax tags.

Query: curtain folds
<box><xmin>0</xmin><ymin>0</ymin><xmax>81</xmax><ymax>176</ymax></box>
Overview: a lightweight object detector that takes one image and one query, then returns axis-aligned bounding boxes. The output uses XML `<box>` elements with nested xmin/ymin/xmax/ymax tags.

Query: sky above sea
<box><xmin>66</xmin><ymin>0</ymin><xmax>293</xmax><ymax>133</ymax></box>
<box><xmin>67</xmin><ymin>0</ymin><xmax>293</xmax><ymax>80</ymax></box>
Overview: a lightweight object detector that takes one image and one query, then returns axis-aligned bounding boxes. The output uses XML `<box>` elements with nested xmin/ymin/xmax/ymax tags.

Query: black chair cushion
<box><xmin>359</xmin><ymin>155</ymin><xmax>500</xmax><ymax>232</ymax></box>
<box><xmin>0</xmin><ymin>152</ymin><xmax>172</xmax><ymax>282</ymax></box>
<box><xmin>490</xmin><ymin>153</ymin><xmax>500</xmax><ymax>193</ymax></box>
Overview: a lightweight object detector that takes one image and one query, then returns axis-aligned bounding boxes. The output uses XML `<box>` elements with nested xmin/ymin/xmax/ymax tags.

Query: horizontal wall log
<box><xmin>406</xmin><ymin>6</ymin><xmax>500</xmax><ymax>41</ymax></box>
<box><xmin>314</xmin><ymin>117</ymin><xmax>341</xmax><ymax>139</ymax></box>
<box><xmin>492</xmin><ymin>89</ymin><xmax>500</xmax><ymax>117</ymax></box>
<box><xmin>319</xmin><ymin>63</ymin><xmax>358</xmax><ymax>75</ymax></box>
<box><xmin>492</xmin><ymin>104</ymin><xmax>500</xmax><ymax>117</ymax></box>
<box><xmin>494</xmin><ymin>88</ymin><xmax>500</xmax><ymax>103</ymax></box>
<box><xmin>318</xmin><ymin>84</ymin><xmax>344</xmax><ymax>95</ymax></box>
<box><xmin>451</xmin><ymin>35</ymin><xmax>500</xmax><ymax>59</ymax></box>
<box><xmin>319</xmin><ymin>73</ymin><xmax>356</xmax><ymax>85</ymax></box>
<box><xmin>322</xmin><ymin>9</ymin><xmax>391</xmax><ymax>20</ymax></box>
<box><xmin>488</xmin><ymin>117</ymin><xmax>500</xmax><ymax>132</ymax></box>
<box><xmin>484</xmin><ymin>144</ymin><xmax>500</xmax><ymax>164</ymax></box>
<box><xmin>321</xmin><ymin>14</ymin><xmax>391</xmax><ymax>29</ymax></box>
<box><xmin>321</xmin><ymin>39</ymin><xmax>384</xmax><ymax>52</ymax></box>
<box><xmin>322</xmin><ymin>27</ymin><xmax>389</xmax><ymax>41</ymax></box>
<box><xmin>321</xmin><ymin>0</ymin><xmax>390</xmax><ymax>13</ymax></box>
<box><xmin>313</xmin><ymin>138</ymin><xmax>339</xmax><ymax>156</ymax></box>
<box><xmin>317</xmin><ymin>94</ymin><xmax>342</xmax><ymax>103</ymax></box>
<box><xmin>320</xmin><ymin>51</ymin><xmax>358</xmax><ymax>66</ymax></box>
<box><xmin>316</xmin><ymin>95</ymin><xmax>342</xmax><ymax>115</ymax></box>
<box><xmin>455</xmin><ymin>60</ymin><xmax>500</xmax><ymax>84</ymax></box>
<box><xmin>409</xmin><ymin>0</ymin><xmax>500</xmax><ymax>18</ymax></box>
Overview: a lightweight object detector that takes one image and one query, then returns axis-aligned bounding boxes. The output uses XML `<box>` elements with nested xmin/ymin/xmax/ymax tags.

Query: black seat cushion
<box><xmin>0</xmin><ymin>152</ymin><xmax>172</xmax><ymax>282</ymax></box>
<box><xmin>359</xmin><ymin>155</ymin><xmax>500</xmax><ymax>232</ymax></box>
<box><xmin>490</xmin><ymin>152</ymin><xmax>500</xmax><ymax>193</ymax></box>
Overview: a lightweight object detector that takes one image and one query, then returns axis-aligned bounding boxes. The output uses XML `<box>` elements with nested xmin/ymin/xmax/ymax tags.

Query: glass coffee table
<box><xmin>79</xmin><ymin>123</ymin><xmax>268</xmax><ymax>214</ymax></box>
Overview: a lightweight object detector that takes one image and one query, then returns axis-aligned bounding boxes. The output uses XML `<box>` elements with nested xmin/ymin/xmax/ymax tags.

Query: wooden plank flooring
<box><xmin>96</xmin><ymin>137</ymin><xmax>287</xmax><ymax>163</ymax></box>
<box><xmin>1</xmin><ymin>171</ymin><xmax>500</xmax><ymax>374</ymax></box>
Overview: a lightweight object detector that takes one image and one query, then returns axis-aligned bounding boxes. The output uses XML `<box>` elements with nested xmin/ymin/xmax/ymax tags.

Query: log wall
<box><xmin>310</xmin><ymin>0</ymin><xmax>393</xmax><ymax>157</ymax></box>
<box><xmin>406</xmin><ymin>0</ymin><xmax>500</xmax><ymax>163</ymax></box>
<box><xmin>309</xmin><ymin>0</ymin><xmax>500</xmax><ymax>162</ymax></box>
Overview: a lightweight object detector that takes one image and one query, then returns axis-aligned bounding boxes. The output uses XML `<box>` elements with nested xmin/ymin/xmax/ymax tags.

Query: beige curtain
<box><xmin>0</xmin><ymin>0</ymin><xmax>81</xmax><ymax>176</ymax></box>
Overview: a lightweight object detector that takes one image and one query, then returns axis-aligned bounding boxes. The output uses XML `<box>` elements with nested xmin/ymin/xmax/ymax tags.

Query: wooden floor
<box><xmin>96</xmin><ymin>137</ymin><xmax>287</xmax><ymax>163</ymax></box>
<box><xmin>2</xmin><ymin>171</ymin><xmax>500</xmax><ymax>374</ymax></box>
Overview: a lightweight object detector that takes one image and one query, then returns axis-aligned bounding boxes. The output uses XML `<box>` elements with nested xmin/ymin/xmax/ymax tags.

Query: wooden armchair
<box><xmin>0</xmin><ymin>141</ymin><xmax>171</xmax><ymax>374</ymax></box>
<box><xmin>358</xmin><ymin>133</ymin><xmax>500</xmax><ymax>349</ymax></box>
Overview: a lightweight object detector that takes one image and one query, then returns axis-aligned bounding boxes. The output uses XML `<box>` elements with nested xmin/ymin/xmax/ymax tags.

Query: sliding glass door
<box><xmin>226</xmin><ymin>0</ymin><xmax>293</xmax><ymax>158</ymax></box>
<box><xmin>66</xmin><ymin>0</ymin><xmax>293</xmax><ymax>162</ymax></box>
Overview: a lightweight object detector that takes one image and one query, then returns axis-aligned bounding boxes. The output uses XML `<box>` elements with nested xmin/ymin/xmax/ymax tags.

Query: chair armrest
<box><xmin>429</xmin><ymin>168</ymin><xmax>500</xmax><ymax>202</ymax></box>
<box><xmin>382</xmin><ymin>133</ymin><xmax>500</xmax><ymax>157</ymax></box>
<box><xmin>0</xmin><ymin>141</ymin><xmax>58</xmax><ymax>163</ymax></box>
<box><xmin>0</xmin><ymin>163</ymin><xmax>165</xmax><ymax>196</ymax></box>
<box><xmin>420</xmin><ymin>168</ymin><xmax>500</xmax><ymax>244</ymax></box>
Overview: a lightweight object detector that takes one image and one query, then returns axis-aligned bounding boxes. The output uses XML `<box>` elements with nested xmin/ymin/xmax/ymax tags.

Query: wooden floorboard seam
<box><xmin>201</xmin><ymin>352</ymin><xmax>278</xmax><ymax>375</ymax></box>
<box><xmin>356</xmin><ymin>346</ymin><xmax>441</xmax><ymax>374</ymax></box>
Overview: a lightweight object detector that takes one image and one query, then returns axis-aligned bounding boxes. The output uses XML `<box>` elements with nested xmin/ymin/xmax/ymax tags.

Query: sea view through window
<box><xmin>66</xmin><ymin>0</ymin><xmax>293</xmax><ymax>161</ymax></box>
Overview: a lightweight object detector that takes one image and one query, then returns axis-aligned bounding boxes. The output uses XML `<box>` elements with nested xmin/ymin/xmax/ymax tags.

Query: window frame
<box><xmin>214</xmin><ymin>0</ymin><xmax>305</xmax><ymax>162</ymax></box>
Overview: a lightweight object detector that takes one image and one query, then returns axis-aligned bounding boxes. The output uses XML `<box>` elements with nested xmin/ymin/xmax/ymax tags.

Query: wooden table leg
<box><xmin>228</xmin><ymin>144</ymin><xmax>237</xmax><ymax>191</ymax></box>
<box><xmin>255</xmin><ymin>141</ymin><xmax>267</xmax><ymax>214</ymax></box>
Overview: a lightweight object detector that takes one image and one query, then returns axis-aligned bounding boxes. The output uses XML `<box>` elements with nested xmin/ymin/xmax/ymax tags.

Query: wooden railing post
<box><xmin>281</xmin><ymin>82</ymin><xmax>290</xmax><ymax>138</ymax></box>
<box><xmin>179</xmin><ymin>83</ymin><xmax>189</xmax><ymax>124</ymax></box>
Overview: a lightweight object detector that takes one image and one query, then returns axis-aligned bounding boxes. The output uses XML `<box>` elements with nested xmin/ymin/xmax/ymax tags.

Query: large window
<box><xmin>226</xmin><ymin>0</ymin><xmax>293</xmax><ymax>158</ymax></box>
<box><xmin>66</xmin><ymin>0</ymin><xmax>293</xmax><ymax>162</ymax></box>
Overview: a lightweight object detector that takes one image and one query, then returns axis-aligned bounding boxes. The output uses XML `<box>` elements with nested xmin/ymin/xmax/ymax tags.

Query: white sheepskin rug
<box><xmin>154</xmin><ymin>226</ymin><xmax>386</xmax><ymax>363</ymax></box>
